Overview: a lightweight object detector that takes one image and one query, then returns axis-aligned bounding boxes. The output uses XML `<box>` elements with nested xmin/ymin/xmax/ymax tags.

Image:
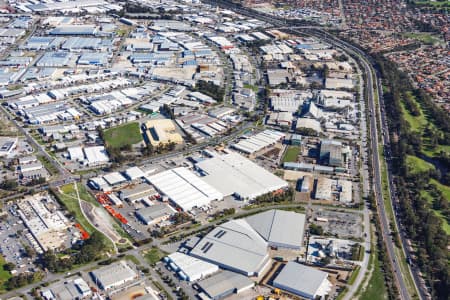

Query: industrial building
<box><xmin>165</xmin><ymin>252</ymin><xmax>219</xmax><ymax>282</ymax></box>
<box><xmin>245</xmin><ymin>209</ymin><xmax>306</xmax><ymax>250</ymax></box>
<box><xmin>296</xmin><ymin>118</ymin><xmax>322</xmax><ymax>134</ymax></box>
<box><xmin>68</xmin><ymin>146</ymin><xmax>109</xmax><ymax>166</ymax></box>
<box><xmin>17</xmin><ymin>194</ymin><xmax>71</xmax><ymax>252</ymax></box>
<box><xmin>0</xmin><ymin>137</ymin><xmax>18</xmax><ymax>157</ymax></box>
<box><xmin>231</xmin><ymin>129</ymin><xmax>285</xmax><ymax>154</ymax></box>
<box><xmin>144</xmin><ymin>119</ymin><xmax>183</xmax><ymax>147</ymax></box>
<box><xmin>41</xmin><ymin>277</ymin><xmax>91</xmax><ymax>300</ymax></box>
<box><xmin>119</xmin><ymin>183</ymin><xmax>155</xmax><ymax>203</ymax></box>
<box><xmin>195</xmin><ymin>151</ymin><xmax>288</xmax><ymax>200</ymax></box>
<box><xmin>197</xmin><ymin>270</ymin><xmax>254</xmax><ymax>300</ymax></box>
<box><xmin>273</xmin><ymin>262</ymin><xmax>332</xmax><ymax>299</ymax></box>
<box><xmin>146</xmin><ymin>167</ymin><xmax>223</xmax><ymax>211</ymax></box>
<box><xmin>90</xmin><ymin>261</ymin><xmax>137</xmax><ymax>291</ymax></box>
<box><xmin>49</xmin><ymin>25</ymin><xmax>98</xmax><ymax>36</ymax></box>
<box><xmin>37</xmin><ymin>52</ymin><xmax>73</xmax><ymax>67</ymax></box>
<box><xmin>315</xmin><ymin>177</ymin><xmax>333</xmax><ymax>201</ymax></box>
<box><xmin>136</xmin><ymin>204</ymin><xmax>175</xmax><ymax>225</ymax></box>
<box><xmin>190</xmin><ymin>219</ymin><xmax>271</xmax><ymax>277</ymax></box>
<box><xmin>320</xmin><ymin>139</ymin><xmax>343</xmax><ymax>167</ymax></box>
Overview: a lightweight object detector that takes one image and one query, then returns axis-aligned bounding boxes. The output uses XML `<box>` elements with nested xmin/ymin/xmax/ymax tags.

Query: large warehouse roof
<box><xmin>146</xmin><ymin>167</ymin><xmax>223</xmax><ymax>211</ymax></box>
<box><xmin>167</xmin><ymin>252</ymin><xmax>218</xmax><ymax>282</ymax></box>
<box><xmin>273</xmin><ymin>262</ymin><xmax>332</xmax><ymax>299</ymax></box>
<box><xmin>246</xmin><ymin>209</ymin><xmax>306</xmax><ymax>249</ymax></box>
<box><xmin>189</xmin><ymin>219</ymin><xmax>270</xmax><ymax>277</ymax></box>
<box><xmin>231</xmin><ymin>130</ymin><xmax>285</xmax><ymax>154</ymax></box>
<box><xmin>91</xmin><ymin>261</ymin><xmax>136</xmax><ymax>290</ymax></box>
<box><xmin>197</xmin><ymin>270</ymin><xmax>254</xmax><ymax>300</ymax></box>
<box><xmin>195</xmin><ymin>151</ymin><xmax>288</xmax><ymax>200</ymax></box>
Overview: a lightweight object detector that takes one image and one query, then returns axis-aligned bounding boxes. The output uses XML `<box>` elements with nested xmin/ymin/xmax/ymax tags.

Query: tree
<box><xmin>309</xmin><ymin>223</ymin><xmax>324</xmax><ymax>235</ymax></box>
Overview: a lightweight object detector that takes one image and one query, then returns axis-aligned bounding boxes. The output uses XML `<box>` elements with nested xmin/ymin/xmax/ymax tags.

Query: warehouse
<box><xmin>17</xmin><ymin>194</ymin><xmax>71</xmax><ymax>252</ymax></box>
<box><xmin>37</xmin><ymin>52</ymin><xmax>72</xmax><ymax>67</ymax></box>
<box><xmin>136</xmin><ymin>204</ymin><xmax>175</xmax><ymax>225</ymax></box>
<box><xmin>49</xmin><ymin>25</ymin><xmax>98</xmax><ymax>36</ymax></box>
<box><xmin>103</xmin><ymin>172</ymin><xmax>127</xmax><ymax>186</ymax></box>
<box><xmin>144</xmin><ymin>119</ymin><xmax>183</xmax><ymax>147</ymax></box>
<box><xmin>231</xmin><ymin>130</ymin><xmax>285</xmax><ymax>154</ymax></box>
<box><xmin>197</xmin><ymin>270</ymin><xmax>254</xmax><ymax>300</ymax></box>
<box><xmin>190</xmin><ymin>219</ymin><xmax>271</xmax><ymax>277</ymax></box>
<box><xmin>83</xmin><ymin>146</ymin><xmax>109</xmax><ymax>166</ymax></box>
<box><xmin>41</xmin><ymin>277</ymin><xmax>91</xmax><ymax>300</ymax></box>
<box><xmin>320</xmin><ymin>139</ymin><xmax>343</xmax><ymax>167</ymax></box>
<box><xmin>273</xmin><ymin>262</ymin><xmax>332</xmax><ymax>299</ymax></box>
<box><xmin>315</xmin><ymin>177</ymin><xmax>333</xmax><ymax>201</ymax></box>
<box><xmin>296</xmin><ymin>118</ymin><xmax>322</xmax><ymax>134</ymax></box>
<box><xmin>245</xmin><ymin>209</ymin><xmax>306</xmax><ymax>249</ymax></box>
<box><xmin>166</xmin><ymin>252</ymin><xmax>219</xmax><ymax>282</ymax></box>
<box><xmin>337</xmin><ymin>179</ymin><xmax>352</xmax><ymax>203</ymax></box>
<box><xmin>91</xmin><ymin>261</ymin><xmax>137</xmax><ymax>291</ymax></box>
<box><xmin>77</xmin><ymin>52</ymin><xmax>109</xmax><ymax>66</ymax></box>
<box><xmin>119</xmin><ymin>183</ymin><xmax>155</xmax><ymax>202</ymax></box>
<box><xmin>146</xmin><ymin>167</ymin><xmax>223</xmax><ymax>211</ymax></box>
<box><xmin>195</xmin><ymin>151</ymin><xmax>288</xmax><ymax>200</ymax></box>
<box><xmin>124</xmin><ymin>166</ymin><xmax>146</xmax><ymax>181</ymax></box>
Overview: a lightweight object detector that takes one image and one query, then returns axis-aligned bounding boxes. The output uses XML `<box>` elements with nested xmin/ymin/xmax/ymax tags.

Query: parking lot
<box><xmin>0</xmin><ymin>204</ymin><xmax>38</xmax><ymax>274</ymax></box>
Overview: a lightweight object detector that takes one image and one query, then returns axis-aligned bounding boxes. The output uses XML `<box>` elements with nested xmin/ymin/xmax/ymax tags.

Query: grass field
<box><xmin>405</xmin><ymin>155</ymin><xmax>434</xmax><ymax>175</ymax></box>
<box><xmin>60</xmin><ymin>183</ymin><xmax>99</xmax><ymax>207</ymax></box>
<box><xmin>282</xmin><ymin>146</ymin><xmax>301</xmax><ymax>163</ymax></box>
<box><xmin>400</xmin><ymin>101</ymin><xmax>427</xmax><ymax>133</ymax></box>
<box><xmin>360</xmin><ymin>250</ymin><xmax>388</xmax><ymax>300</ymax></box>
<box><xmin>103</xmin><ymin>122</ymin><xmax>143</xmax><ymax>149</ymax></box>
<box><xmin>0</xmin><ymin>256</ymin><xmax>12</xmax><ymax>293</ymax></box>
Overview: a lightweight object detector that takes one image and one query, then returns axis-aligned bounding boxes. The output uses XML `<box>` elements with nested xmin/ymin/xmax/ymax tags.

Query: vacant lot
<box><xmin>103</xmin><ymin>122</ymin><xmax>143</xmax><ymax>149</ymax></box>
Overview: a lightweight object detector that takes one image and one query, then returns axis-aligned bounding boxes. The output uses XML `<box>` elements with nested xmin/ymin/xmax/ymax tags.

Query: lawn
<box><xmin>143</xmin><ymin>247</ymin><xmax>167</xmax><ymax>266</ymax></box>
<box><xmin>360</xmin><ymin>250</ymin><xmax>388</xmax><ymax>300</ymax></box>
<box><xmin>282</xmin><ymin>146</ymin><xmax>301</xmax><ymax>163</ymax></box>
<box><xmin>400</xmin><ymin>101</ymin><xmax>427</xmax><ymax>133</ymax></box>
<box><xmin>405</xmin><ymin>155</ymin><xmax>434</xmax><ymax>175</ymax></box>
<box><xmin>103</xmin><ymin>122</ymin><xmax>143</xmax><ymax>149</ymax></box>
<box><xmin>0</xmin><ymin>256</ymin><xmax>12</xmax><ymax>292</ymax></box>
<box><xmin>60</xmin><ymin>183</ymin><xmax>99</xmax><ymax>207</ymax></box>
<box><xmin>53</xmin><ymin>188</ymin><xmax>96</xmax><ymax>234</ymax></box>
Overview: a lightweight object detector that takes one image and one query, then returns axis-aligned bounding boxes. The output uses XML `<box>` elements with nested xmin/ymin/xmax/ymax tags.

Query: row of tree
<box><xmin>374</xmin><ymin>54</ymin><xmax>449</xmax><ymax>299</ymax></box>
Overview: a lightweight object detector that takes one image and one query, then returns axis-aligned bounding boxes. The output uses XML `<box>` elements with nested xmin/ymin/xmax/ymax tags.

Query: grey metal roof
<box><xmin>198</xmin><ymin>270</ymin><xmax>254</xmax><ymax>299</ymax></box>
<box><xmin>245</xmin><ymin>209</ymin><xmax>306</xmax><ymax>249</ymax></box>
<box><xmin>189</xmin><ymin>219</ymin><xmax>269</xmax><ymax>276</ymax></box>
<box><xmin>136</xmin><ymin>204</ymin><xmax>173</xmax><ymax>223</ymax></box>
<box><xmin>273</xmin><ymin>262</ymin><xmax>328</xmax><ymax>298</ymax></box>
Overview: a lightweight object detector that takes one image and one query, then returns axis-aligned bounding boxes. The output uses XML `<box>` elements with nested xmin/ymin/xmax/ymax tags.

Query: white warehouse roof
<box><xmin>146</xmin><ymin>167</ymin><xmax>223</xmax><ymax>211</ymax></box>
<box><xmin>232</xmin><ymin>129</ymin><xmax>285</xmax><ymax>154</ymax></box>
<box><xmin>167</xmin><ymin>252</ymin><xmax>219</xmax><ymax>282</ymax></box>
<box><xmin>195</xmin><ymin>151</ymin><xmax>288</xmax><ymax>200</ymax></box>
